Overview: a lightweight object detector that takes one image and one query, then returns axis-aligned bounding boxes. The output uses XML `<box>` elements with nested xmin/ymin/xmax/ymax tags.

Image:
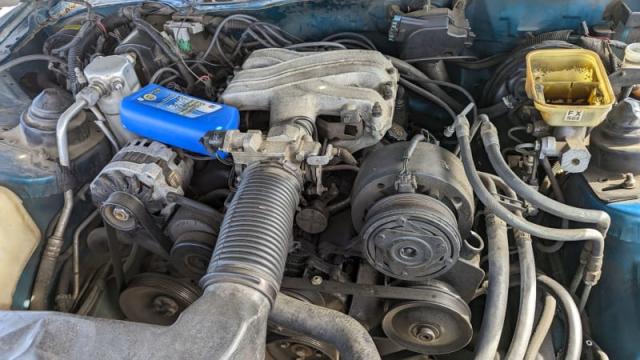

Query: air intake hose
<box><xmin>201</xmin><ymin>161</ymin><xmax>302</xmax><ymax>304</ymax></box>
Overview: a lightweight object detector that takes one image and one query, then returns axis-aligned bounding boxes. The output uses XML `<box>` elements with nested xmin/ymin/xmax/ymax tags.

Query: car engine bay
<box><xmin>0</xmin><ymin>0</ymin><xmax>640</xmax><ymax>359</ymax></box>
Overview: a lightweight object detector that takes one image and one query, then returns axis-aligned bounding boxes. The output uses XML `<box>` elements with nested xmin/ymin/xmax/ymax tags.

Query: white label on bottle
<box><xmin>564</xmin><ymin>110</ymin><xmax>584</xmax><ymax>122</ymax></box>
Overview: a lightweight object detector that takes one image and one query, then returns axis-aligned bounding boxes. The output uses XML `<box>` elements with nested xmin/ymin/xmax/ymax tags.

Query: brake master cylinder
<box><xmin>525</xmin><ymin>49</ymin><xmax>615</xmax><ymax>173</ymax></box>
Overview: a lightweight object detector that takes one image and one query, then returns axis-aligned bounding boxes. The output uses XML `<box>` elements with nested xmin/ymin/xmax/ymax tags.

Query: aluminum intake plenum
<box><xmin>220</xmin><ymin>48</ymin><xmax>399</xmax><ymax>153</ymax></box>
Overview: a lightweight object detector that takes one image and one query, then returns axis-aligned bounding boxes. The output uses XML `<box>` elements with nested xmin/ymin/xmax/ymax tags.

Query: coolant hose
<box><xmin>473</xmin><ymin>178</ymin><xmax>510</xmax><ymax>360</ymax></box>
<box><xmin>524</xmin><ymin>293</ymin><xmax>557</xmax><ymax>360</ymax></box>
<box><xmin>201</xmin><ymin>162</ymin><xmax>302</xmax><ymax>304</ymax></box>
<box><xmin>456</xmin><ymin>115</ymin><xmax>605</xmax><ymax>250</ymax></box>
<box><xmin>481</xmin><ymin>173</ymin><xmax>537</xmax><ymax>360</ymax></box>
<box><xmin>537</xmin><ymin>275</ymin><xmax>582</xmax><ymax>360</ymax></box>
<box><xmin>270</xmin><ymin>293</ymin><xmax>381</xmax><ymax>360</ymax></box>
<box><xmin>480</xmin><ymin>119</ymin><xmax>608</xmax><ymax>286</ymax></box>
<box><xmin>31</xmin><ymin>99</ymin><xmax>88</xmax><ymax>310</ymax></box>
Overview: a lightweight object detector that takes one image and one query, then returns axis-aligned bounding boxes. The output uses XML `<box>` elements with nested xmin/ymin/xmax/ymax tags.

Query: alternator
<box><xmin>90</xmin><ymin>139</ymin><xmax>193</xmax><ymax>217</ymax></box>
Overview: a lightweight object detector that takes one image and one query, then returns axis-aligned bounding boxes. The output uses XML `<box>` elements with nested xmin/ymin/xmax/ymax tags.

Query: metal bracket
<box><xmin>609</xmin><ymin>68</ymin><xmax>640</xmax><ymax>90</ymax></box>
<box><xmin>495</xmin><ymin>193</ymin><xmax>528</xmax><ymax>214</ymax></box>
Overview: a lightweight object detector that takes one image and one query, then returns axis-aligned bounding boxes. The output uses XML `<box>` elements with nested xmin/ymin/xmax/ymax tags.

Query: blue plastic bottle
<box><xmin>120</xmin><ymin>84</ymin><xmax>239</xmax><ymax>156</ymax></box>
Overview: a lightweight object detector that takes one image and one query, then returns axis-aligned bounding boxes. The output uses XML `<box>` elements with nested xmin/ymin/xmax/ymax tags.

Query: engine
<box><xmin>1</xmin><ymin>1</ymin><xmax>638</xmax><ymax>360</ymax></box>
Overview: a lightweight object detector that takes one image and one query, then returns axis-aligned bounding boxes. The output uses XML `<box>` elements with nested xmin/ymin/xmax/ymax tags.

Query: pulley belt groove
<box><xmin>281</xmin><ymin>277</ymin><xmax>466</xmax><ymax>304</ymax></box>
<box><xmin>101</xmin><ymin>191</ymin><xmax>172</xmax><ymax>258</ymax></box>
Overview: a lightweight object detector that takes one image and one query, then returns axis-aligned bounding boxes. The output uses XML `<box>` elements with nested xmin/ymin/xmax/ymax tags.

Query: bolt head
<box><xmin>151</xmin><ymin>295</ymin><xmax>179</xmax><ymax>317</ymax></box>
<box><xmin>412</xmin><ymin>324</ymin><xmax>439</xmax><ymax>342</ymax></box>
<box><xmin>417</xmin><ymin>327</ymin><xmax>436</xmax><ymax>341</ymax></box>
<box><xmin>111</xmin><ymin>79</ymin><xmax>125</xmax><ymax>92</ymax></box>
<box><xmin>382</xmin><ymin>83</ymin><xmax>394</xmax><ymax>100</ymax></box>
<box><xmin>371</xmin><ymin>102</ymin><xmax>383</xmax><ymax>117</ymax></box>
<box><xmin>112</xmin><ymin>207</ymin><xmax>130</xmax><ymax>222</ymax></box>
<box><xmin>624</xmin><ymin>173</ymin><xmax>637</xmax><ymax>189</ymax></box>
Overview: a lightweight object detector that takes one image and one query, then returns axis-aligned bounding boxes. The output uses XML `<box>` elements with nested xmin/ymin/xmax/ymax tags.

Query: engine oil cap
<box><xmin>120</xmin><ymin>84</ymin><xmax>239</xmax><ymax>157</ymax></box>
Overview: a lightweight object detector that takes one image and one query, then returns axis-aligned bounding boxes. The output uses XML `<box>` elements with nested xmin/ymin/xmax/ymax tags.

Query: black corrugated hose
<box><xmin>201</xmin><ymin>162</ymin><xmax>302</xmax><ymax>304</ymax></box>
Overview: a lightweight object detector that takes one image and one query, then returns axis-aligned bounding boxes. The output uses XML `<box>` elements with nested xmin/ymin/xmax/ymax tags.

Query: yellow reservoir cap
<box><xmin>525</xmin><ymin>49</ymin><xmax>615</xmax><ymax>127</ymax></box>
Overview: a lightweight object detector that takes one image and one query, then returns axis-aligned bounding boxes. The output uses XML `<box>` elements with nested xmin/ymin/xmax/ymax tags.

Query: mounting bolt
<box><xmin>417</xmin><ymin>327</ymin><xmax>436</xmax><ymax>342</ymax></box>
<box><xmin>382</xmin><ymin>82</ymin><xmax>394</xmax><ymax>100</ymax></box>
<box><xmin>111</xmin><ymin>78</ymin><xmax>125</xmax><ymax>92</ymax></box>
<box><xmin>295</xmin><ymin>151</ymin><xmax>306</xmax><ymax>162</ymax></box>
<box><xmin>585</xmin><ymin>339</ymin><xmax>594</xmax><ymax>347</ymax></box>
<box><xmin>623</xmin><ymin>173</ymin><xmax>636</xmax><ymax>189</ymax></box>
<box><xmin>413</xmin><ymin>325</ymin><xmax>439</xmax><ymax>342</ymax></box>
<box><xmin>152</xmin><ymin>295</ymin><xmax>179</xmax><ymax>317</ymax></box>
<box><xmin>372</xmin><ymin>102</ymin><xmax>383</xmax><ymax>117</ymax></box>
<box><xmin>443</xmin><ymin>124</ymin><xmax>455</xmax><ymax>138</ymax></box>
<box><xmin>112</xmin><ymin>207</ymin><xmax>130</xmax><ymax>222</ymax></box>
<box><xmin>311</xmin><ymin>275</ymin><xmax>323</xmax><ymax>285</ymax></box>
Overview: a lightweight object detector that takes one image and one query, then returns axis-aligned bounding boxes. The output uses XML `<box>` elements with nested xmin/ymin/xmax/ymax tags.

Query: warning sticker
<box><xmin>564</xmin><ymin>110</ymin><xmax>584</xmax><ymax>122</ymax></box>
<box><xmin>137</xmin><ymin>87</ymin><xmax>221</xmax><ymax>119</ymax></box>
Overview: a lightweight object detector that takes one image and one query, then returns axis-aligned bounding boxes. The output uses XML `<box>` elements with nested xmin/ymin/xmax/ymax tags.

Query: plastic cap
<box><xmin>625</xmin><ymin>43</ymin><xmax>640</xmax><ymax>65</ymax></box>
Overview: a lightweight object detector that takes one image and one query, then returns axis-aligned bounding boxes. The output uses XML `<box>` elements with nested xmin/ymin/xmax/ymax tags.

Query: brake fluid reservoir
<box><xmin>525</xmin><ymin>49</ymin><xmax>615</xmax><ymax>127</ymax></box>
<box><xmin>120</xmin><ymin>84</ymin><xmax>239</xmax><ymax>156</ymax></box>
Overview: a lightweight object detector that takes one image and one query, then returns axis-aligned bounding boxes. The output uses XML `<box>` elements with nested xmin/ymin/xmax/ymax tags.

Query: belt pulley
<box><xmin>101</xmin><ymin>191</ymin><xmax>173</xmax><ymax>258</ymax></box>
